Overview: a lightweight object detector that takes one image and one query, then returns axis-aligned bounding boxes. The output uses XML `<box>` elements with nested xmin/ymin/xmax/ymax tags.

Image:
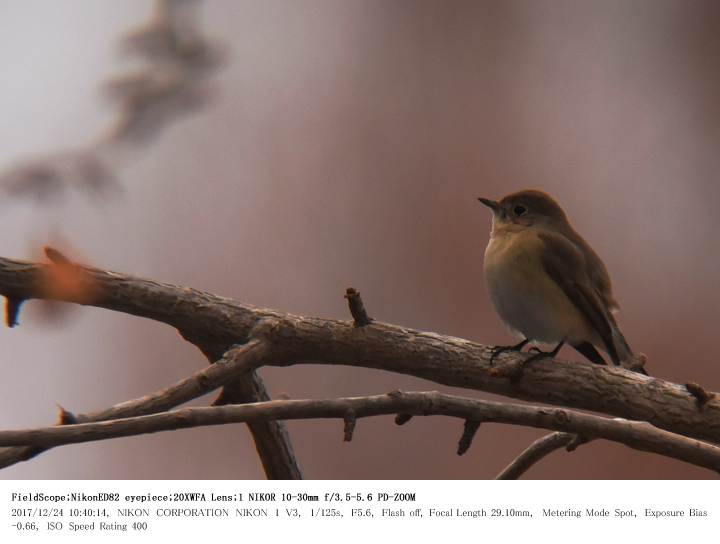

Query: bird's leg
<box><xmin>509</xmin><ymin>340</ymin><xmax>565</xmax><ymax>382</ymax></box>
<box><xmin>489</xmin><ymin>338</ymin><xmax>530</xmax><ymax>363</ymax></box>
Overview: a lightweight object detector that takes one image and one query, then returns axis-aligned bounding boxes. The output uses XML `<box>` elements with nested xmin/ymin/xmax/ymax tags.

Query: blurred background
<box><xmin>0</xmin><ymin>0</ymin><xmax>719</xmax><ymax>479</ymax></box>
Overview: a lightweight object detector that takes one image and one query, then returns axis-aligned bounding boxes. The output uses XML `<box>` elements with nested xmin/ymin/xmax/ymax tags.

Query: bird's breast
<box><xmin>484</xmin><ymin>230</ymin><xmax>590</xmax><ymax>343</ymax></box>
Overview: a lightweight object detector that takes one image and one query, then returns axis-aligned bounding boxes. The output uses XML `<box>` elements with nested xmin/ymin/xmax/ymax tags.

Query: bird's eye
<box><xmin>513</xmin><ymin>205</ymin><xmax>527</xmax><ymax>216</ymax></box>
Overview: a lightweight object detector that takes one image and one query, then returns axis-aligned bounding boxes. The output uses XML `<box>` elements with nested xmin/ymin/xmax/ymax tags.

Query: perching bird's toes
<box><xmin>489</xmin><ymin>338</ymin><xmax>530</xmax><ymax>364</ymax></box>
<box><xmin>508</xmin><ymin>341</ymin><xmax>565</xmax><ymax>383</ymax></box>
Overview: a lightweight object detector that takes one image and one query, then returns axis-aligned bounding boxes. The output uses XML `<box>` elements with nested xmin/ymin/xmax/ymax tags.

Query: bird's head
<box><xmin>478</xmin><ymin>189</ymin><xmax>568</xmax><ymax>230</ymax></box>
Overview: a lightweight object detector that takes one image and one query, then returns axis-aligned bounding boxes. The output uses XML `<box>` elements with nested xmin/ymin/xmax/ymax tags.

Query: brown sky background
<box><xmin>1</xmin><ymin>0</ymin><xmax>719</xmax><ymax>479</ymax></box>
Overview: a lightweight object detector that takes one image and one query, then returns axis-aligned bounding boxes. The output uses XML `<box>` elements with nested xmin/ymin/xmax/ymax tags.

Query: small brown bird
<box><xmin>478</xmin><ymin>189</ymin><xmax>642</xmax><ymax>372</ymax></box>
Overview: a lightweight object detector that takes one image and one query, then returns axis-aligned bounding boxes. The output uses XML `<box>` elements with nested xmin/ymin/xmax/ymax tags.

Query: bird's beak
<box><xmin>477</xmin><ymin>197</ymin><xmax>500</xmax><ymax>212</ymax></box>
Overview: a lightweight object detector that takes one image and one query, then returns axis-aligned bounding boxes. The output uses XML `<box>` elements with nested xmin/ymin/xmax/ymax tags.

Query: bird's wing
<box><xmin>537</xmin><ymin>231</ymin><xmax>620</xmax><ymax>364</ymax></box>
<box><xmin>562</xmin><ymin>227</ymin><xmax>619</xmax><ymax>312</ymax></box>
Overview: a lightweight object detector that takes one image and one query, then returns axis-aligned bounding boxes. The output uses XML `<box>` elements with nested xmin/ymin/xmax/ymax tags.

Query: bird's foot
<box><xmin>489</xmin><ymin>338</ymin><xmax>530</xmax><ymax>364</ymax></box>
<box><xmin>508</xmin><ymin>341</ymin><xmax>565</xmax><ymax>383</ymax></box>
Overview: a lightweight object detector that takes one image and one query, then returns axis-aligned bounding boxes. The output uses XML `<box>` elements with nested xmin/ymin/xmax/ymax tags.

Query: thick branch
<box><xmin>0</xmin><ymin>257</ymin><xmax>301</xmax><ymax>479</ymax></box>
<box><xmin>1</xmin><ymin>256</ymin><xmax>719</xmax><ymax>447</ymax></box>
<box><xmin>1</xmin><ymin>392</ymin><xmax>719</xmax><ymax>474</ymax></box>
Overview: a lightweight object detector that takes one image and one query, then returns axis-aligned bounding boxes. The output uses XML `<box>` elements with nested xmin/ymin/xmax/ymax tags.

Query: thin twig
<box><xmin>565</xmin><ymin>434</ymin><xmax>589</xmax><ymax>452</ymax></box>
<box><xmin>1</xmin><ymin>392</ymin><xmax>719</xmax><ymax>474</ymax></box>
<box><xmin>686</xmin><ymin>382</ymin><xmax>715</xmax><ymax>409</ymax></box>
<box><xmin>0</xmin><ymin>339</ymin><xmax>271</xmax><ymax>469</ymax></box>
<box><xmin>496</xmin><ymin>432</ymin><xmax>578</xmax><ymax>479</ymax></box>
<box><xmin>55</xmin><ymin>406</ymin><xmax>78</xmax><ymax>425</ymax></box>
<box><xmin>343</xmin><ymin>410</ymin><xmax>357</xmax><ymax>442</ymax></box>
<box><xmin>44</xmin><ymin>246</ymin><xmax>72</xmax><ymax>265</ymax></box>
<box><xmin>4</xmin><ymin>296</ymin><xmax>23</xmax><ymax>327</ymax></box>
<box><xmin>395</xmin><ymin>414</ymin><xmax>413</xmax><ymax>425</ymax></box>
<box><xmin>344</xmin><ymin>287</ymin><xmax>373</xmax><ymax>327</ymax></box>
<box><xmin>457</xmin><ymin>420</ymin><xmax>481</xmax><ymax>455</ymax></box>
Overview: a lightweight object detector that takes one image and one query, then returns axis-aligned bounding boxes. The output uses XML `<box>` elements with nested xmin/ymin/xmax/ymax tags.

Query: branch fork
<box><xmin>1</xmin><ymin>254</ymin><xmax>719</xmax><ymax>479</ymax></box>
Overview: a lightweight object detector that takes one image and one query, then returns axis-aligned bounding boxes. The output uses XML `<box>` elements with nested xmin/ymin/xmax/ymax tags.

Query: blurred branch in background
<box><xmin>0</xmin><ymin>3</ymin><xmax>301</xmax><ymax>479</ymax></box>
<box><xmin>106</xmin><ymin>0</ymin><xmax>224</xmax><ymax>147</ymax></box>
<box><xmin>0</xmin><ymin>0</ymin><xmax>224</xmax><ymax>205</ymax></box>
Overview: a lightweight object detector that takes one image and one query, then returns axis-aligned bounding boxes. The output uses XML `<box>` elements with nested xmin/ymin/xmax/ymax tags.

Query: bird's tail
<box><xmin>611</xmin><ymin>323</ymin><xmax>648</xmax><ymax>375</ymax></box>
<box><xmin>611</xmin><ymin>325</ymin><xmax>632</xmax><ymax>362</ymax></box>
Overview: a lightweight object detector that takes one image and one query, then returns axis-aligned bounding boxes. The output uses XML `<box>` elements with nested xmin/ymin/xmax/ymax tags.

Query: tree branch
<box><xmin>344</xmin><ymin>287</ymin><xmax>373</xmax><ymax>326</ymax></box>
<box><xmin>0</xmin><ymin>339</ymin><xmax>285</xmax><ymax>469</ymax></box>
<box><xmin>1</xmin><ymin>391</ymin><xmax>719</xmax><ymax>474</ymax></box>
<box><xmin>496</xmin><ymin>432</ymin><xmax>580</xmax><ymax>479</ymax></box>
<box><xmin>203</xmin><ymin>346</ymin><xmax>301</xmax><ymax>479</ymax></box>
<box><xmin>0</xmin><ymin>256</ymin><xmax>302</xmax><ymax>478</ymax></box>
<box><xmin>457</xmin><ymin>420</ymin><xmax>481</xmax><ymax>455</ymax></box>
<box><xmin>1</xmin><ymin>255</ymin><xmax>719</xmax><ymax>468</ymax></box>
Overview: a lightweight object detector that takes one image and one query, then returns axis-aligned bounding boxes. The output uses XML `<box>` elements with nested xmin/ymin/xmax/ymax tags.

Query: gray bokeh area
<box><xmin>1</xmin><ymin>0</ymin><xmax>719</xmax><ymax>479</ymax></box>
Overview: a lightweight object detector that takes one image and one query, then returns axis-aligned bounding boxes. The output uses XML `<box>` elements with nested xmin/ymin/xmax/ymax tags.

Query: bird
<box><xmin>477</xmin><ymin>189</ymin><xmax>644</xmax><ymax>373</ymax></box>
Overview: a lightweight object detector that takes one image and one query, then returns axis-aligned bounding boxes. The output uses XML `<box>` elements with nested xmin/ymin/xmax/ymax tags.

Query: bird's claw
<box><xmin>488</xmin><ymin>338</ymin><xmax>530</xmax><ymax>364</ymax></box>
